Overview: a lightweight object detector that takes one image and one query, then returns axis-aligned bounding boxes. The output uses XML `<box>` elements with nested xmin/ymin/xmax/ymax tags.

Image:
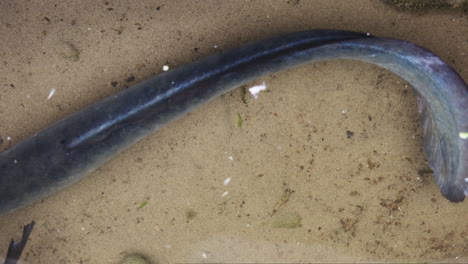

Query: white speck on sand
<box><xmin>214</xmin><ymin>45</ymin><xmax>218</xmax><ymax>49</ymax></box>
<box><xmin>81</xmin><ymin>227</ymin><xmax>85</xmax><ymax>231</ymax></box>
<box><xmin>201</xmin><ymin>252</ymin><xmax>208</xmax><ymax>259</ymax></box>
<box><xmin>228</xmin><ymin>156</ymin><xmax>233</xmax><ymax>161</ymax></box>
<box><xmin>47</xmin><ymin>88</ymin><xmax>56</xmax><ymax>99</ymax></box>
<box><xmin>248</xmin><ymin>82</ymin><xmax>267</xmax><ymax>100</ymax></box>
<box><xmin>221</xmin><ymin>191</ymin><xmax>229</xmax><ymax>197</ymax></box>
<box><xmin>223</xmin><ymin>177</ymin><xmax>231</xmax><ymax>185</ymax></box>
<box><xmin>341</xmin><ymin>109</ymin><xmax>347</xmax><ymax>114</ymax></box>
<box><xmin>459</xmin><ymin>132</ymin><xmax>468</xmax><ymax>139</ymax></box>
<box><xmin>162</xmin><ymin>65</ymin><xmax>169</xmax><ymax>71</ymax></box>
<box><xmin>13</xmin><ymin>160</ymin><xmax>18</xmax><ymax>164</ymax></box>
<box><xmin>6</xmin><ymin>137</ymin><xmax>11</xmax><ymax>141</ymax></box>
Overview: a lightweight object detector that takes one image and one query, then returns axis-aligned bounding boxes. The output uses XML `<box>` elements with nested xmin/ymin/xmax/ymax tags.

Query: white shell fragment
<box><xmin>248</xmin><ymin>82</ymin><xmax>267</xmax><ymax>100</ymax></box>
<box><xmin>223</xmin><ymin>177</ymin><xmax>231</xmax><ymax>186</ymax></box>
<box><xmin>47</xmin><ymin>88</ymin><xmax>56</xmax><ymax>99</ymax></box>
<box><xmin>162</xmin><ymin>65</ymin><xmax>169</xmax><ymax>71</ymax></box>
<box><xmin>459</xmin><ymin>132</ymin><xmax>468</xmax><ymax>139</ymax></box>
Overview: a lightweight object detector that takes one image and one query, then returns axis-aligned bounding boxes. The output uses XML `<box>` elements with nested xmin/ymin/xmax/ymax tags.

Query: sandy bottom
<box><xmin>0</xmin><ymin>0</ymin><xmax>467</xmax><ymax>263</ymax></box>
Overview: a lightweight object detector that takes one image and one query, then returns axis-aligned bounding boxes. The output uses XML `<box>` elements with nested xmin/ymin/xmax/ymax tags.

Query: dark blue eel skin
<box><xmin>1</xmin><ymin>30</ymin><xmax>467</xmax><ymax>216</ymax></box>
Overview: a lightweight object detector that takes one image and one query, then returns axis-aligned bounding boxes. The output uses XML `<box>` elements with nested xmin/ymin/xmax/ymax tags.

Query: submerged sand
<box><xmin>0</xmin><ymin>0</ymin><xmax>467</xmax><ymax>263</ymax></box>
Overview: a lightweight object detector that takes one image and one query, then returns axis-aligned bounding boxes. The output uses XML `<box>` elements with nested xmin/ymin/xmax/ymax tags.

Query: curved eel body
<box><xmin>0</xmin><ymin>30</ymin><xmax>467</xmax><ymax>216</ymax></box>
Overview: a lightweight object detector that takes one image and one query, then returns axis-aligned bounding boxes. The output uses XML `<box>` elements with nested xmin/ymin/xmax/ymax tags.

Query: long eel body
<box><xmin>0</xmin><ymin>30</ymin><xmax>467</xmax><ymax>216</ymax></box>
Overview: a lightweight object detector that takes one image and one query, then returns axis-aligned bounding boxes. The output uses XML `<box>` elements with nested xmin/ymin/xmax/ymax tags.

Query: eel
<box><xmin>0</xmin><ymin>30</ymin><xmax>467</xmax><ymax>216</ymax></box>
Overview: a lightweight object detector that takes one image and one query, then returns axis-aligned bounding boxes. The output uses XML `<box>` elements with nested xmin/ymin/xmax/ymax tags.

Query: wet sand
<box><xmin>0</xmin><ymin>0</ymin><xmax>467</xmax><ymax>263</ymax></box>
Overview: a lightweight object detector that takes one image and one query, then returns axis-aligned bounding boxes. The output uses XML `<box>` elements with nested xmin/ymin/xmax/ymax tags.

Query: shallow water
<box><xmin>0</xmin><ymin>0</ymin><xmax>467</xmax><ymax>263</ymax></box>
